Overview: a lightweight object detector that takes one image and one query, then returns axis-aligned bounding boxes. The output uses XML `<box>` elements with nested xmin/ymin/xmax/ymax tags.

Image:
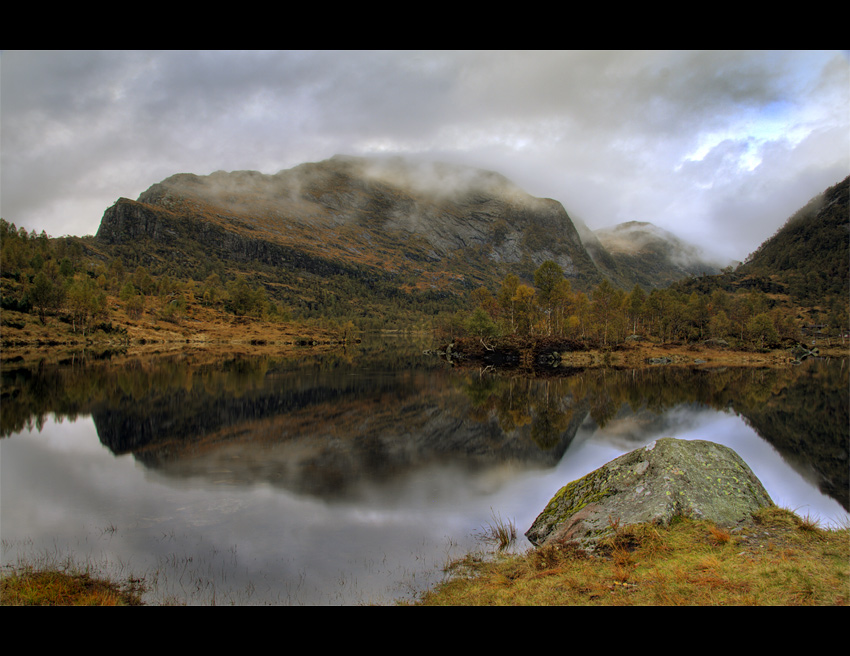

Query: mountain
<box><xmin>737</xmin><ymin>175</ymin><xmax>849</xmax><ymax>302</ymax></box>
<box><xmin>94</xmin><ymin>155</ymin><xmax>603</xmax><ymax>315</ymax></box>
<box><xmin>570</xmin><ymin>216</ymin><xmax>633</xmax><ymax>289</ymax></box>
<box><xmin>589</xmin><ymin>220</ymin><xmax>727</xmax><ymax>290</ymax></box>
<box><xmin>671</xmin><ymin>175</ymin><xmax>849</xmax><ymax>306</ymax></box>
<box><xmin>92</xmin><ymin>154</ymin><xmax>787</xmax><ymax>324</ymax></box>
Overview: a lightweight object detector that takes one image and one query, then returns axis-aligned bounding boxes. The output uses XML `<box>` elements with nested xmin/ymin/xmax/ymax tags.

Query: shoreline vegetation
<box><xmin>3</xmin><ymin>330</ymin><xmax>848</xmax><ymax>378</ymax></box>
<box><xmin>2</xmin><ymin>298</ymin><xmax>847</xmax><ymax>370</ymax></box>
<box><xmin>2</xmin><ymin>505</ymin><xmax>847</xmax><ymax>605</ymax></box>
<box><xmin>2</xmin><ymin>216</ymin><xmax>847</xmax><ymax>373</ymax></box>
<box><xmin>412</xmin><ymin>506</ymin><xmax>849</xmax><ymax>606</ymax></box>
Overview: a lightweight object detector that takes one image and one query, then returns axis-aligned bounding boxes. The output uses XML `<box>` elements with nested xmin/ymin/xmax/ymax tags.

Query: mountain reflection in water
<box><xmin>1</xmin><ymin>341</ymin><xmax>847</xmax><ymax>604</ymax></box>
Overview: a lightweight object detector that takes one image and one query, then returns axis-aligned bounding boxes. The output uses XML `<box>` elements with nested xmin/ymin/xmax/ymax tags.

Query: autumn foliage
<box><xmin>448</xmin><ymin>259</ymin><xmax>827</xmax><ymax>351</ymax></box>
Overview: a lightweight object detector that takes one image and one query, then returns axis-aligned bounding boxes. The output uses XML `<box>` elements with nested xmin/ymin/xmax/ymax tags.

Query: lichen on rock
<box><xmin>525</xmin><ymin>437</ymin><xmax>774</xmax><ymax>552</ymax></box>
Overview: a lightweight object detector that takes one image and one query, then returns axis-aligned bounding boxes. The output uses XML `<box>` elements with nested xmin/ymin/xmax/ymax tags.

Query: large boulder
<box><xmin>525</xmin><ymin>437</ymin><xmax>774</xmax><ymax>551</ymax></box>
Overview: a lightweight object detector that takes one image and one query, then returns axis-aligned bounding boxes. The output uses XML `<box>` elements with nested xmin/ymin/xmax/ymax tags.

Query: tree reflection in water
<box><xmin>2</xmin><ymin>348</ymin><xmax>846</xmax><ymax>511</ymax></box>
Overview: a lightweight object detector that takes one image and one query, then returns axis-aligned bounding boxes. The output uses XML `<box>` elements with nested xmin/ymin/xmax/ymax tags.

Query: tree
<box><xmin>29</xmin><ymin>268</ymin><xmax>64</xmax><ymax>323</ymax></box>
<box><xmin>626</xmin><ymin>284</ymin><xmax>646</xmax><ymax>335</ymax></box>
<box><xmin>470</xmin><ymin>286</ymin><xmax>499</xmax><ymax>320</ymax></box>
<box><xmin>534</xmin><ymin>260</ymin><xmax>565</xmax><ymax>336</ymax></box>
<box><xmin>591</xmin><ymin>279</ymin><xmax>622</xmax><ymax>346</ymax></box>
<box><xmin>465</xmin><ymin>307</ymin><xmax>499</xmax><ymax>339</ymax></box>
<box><xmin>549</xmin><ymin>278</ymin><xmax>573</xmax><ymax>337</ymax></box>
<box><xmin>132</xmin><ymin>266</ymin><xmax>155</xmax><ymax>296</ymax></box>
<box><xmin>200</xmin><ymin>273</ymin><xmax>223</xmax><ymax>307</ymax></box>
<box><xmin>159</xmin><ymin>296</ymin><xmax>186</xmax><ymax>324</ymax></box>
<box><xmin>497</xmin><ymin>274</ymin><xmax>521</xmax><ymax>334</ymax></box>
<box><xmin>644</xmin><ymin>289</ymin><xmax>666</xmax><ymax>339</ymax></box>
<box><xmin>534</xmin><ymin>261</ymin><xmax>564</xmax><ymax>297</ymax></box>
<box><xmin>0</xmin><ymin>221</ymin><xmax>28</xmax><ymax>275</ymax></box>
<box><xmin>747</xmin><ymin>312</ymin><xmax>779</xmax><ymax>350</ymax></box>
<box><xmin>340</xmin><ymin>320</ymin><xmax>356</xmax><ymax>341</ymax></box>
<box><xmin>661</xmin><ymin>294</ymin><xmax>687</xmax><ymax>343</ymax></box>
<box><xmin>708</xmin><ymin>288</ymin><xmax>730</xmax><ymax>316</ymax></box>
<box><xmin>512</xmin><ymin>284</ymin><xmax>537</xmax><ymax>337</ymax></box>
<box><xmin>59</xmin><ymin>257</ymin><xmax>75</xmax><ymax>278</ymax></box>
<box><xmin>66</xmin><ymin>276</ymin><xmax>107</xmax><ymax>335</ymax></box>
<box><xmin>226</xmin><ymin>275</ymin><xmax>268</xmax><ymax>318</ymax></box>
<box><xmin>771</xmin><ymin>306</ymin><xmax>801</xmax><ymax>343</ymax></box>
<box><xmin>571</xmin><ymin>291</ymin><xmax>589</xmax><ymax>338</ymax></box>
<box><xmin>730</xmin><ymin>291</ymin><xmax>766</xmax><ymax>343</ymax></box>
<box><xmin>687</xmin><ymin>291</ymin><xmax>710</xmax><ymax>341</ymax></box>
<box><xmin>119</xmin><ymin>282</ymin><xmax>145</xmax><ymax>319</ymax></box>
<box><xmin>107</xmin><ymin>258</ymin><xmax>125</xmax><ymax>291</ymax></box>
<box><xmin>708</xmin><ymin>310</ymin><xmax>732</xmax><ymax>341</ymax></box>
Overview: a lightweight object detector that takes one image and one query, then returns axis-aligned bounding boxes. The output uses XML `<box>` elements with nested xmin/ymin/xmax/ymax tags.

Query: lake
<box><xmin>1</xmin><ymin>337</ymin><xmax>847</xmax><ymax>605</ymax></box>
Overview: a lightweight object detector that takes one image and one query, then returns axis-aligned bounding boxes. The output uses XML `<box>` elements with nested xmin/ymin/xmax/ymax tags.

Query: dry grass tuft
<box><xmin>476</xmin><ymin>509</ymin><xmax>518</xmax><ymax>551</ymax></box>
<box><xmin>1</xmin><ymin>566</ymin><xmax>145</xmax><ymax>606</ymax></box>
<box><xmin>707</xmin><ymin>524</ymin><xmax>733</xmax><ymax>545</ymax></box>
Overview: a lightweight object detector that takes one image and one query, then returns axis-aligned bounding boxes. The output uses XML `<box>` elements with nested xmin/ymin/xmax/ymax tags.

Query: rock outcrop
<box><xmin>525</xmin><ymin>437</ymin><xmax>774</xmax><ymax>551</ymax></box>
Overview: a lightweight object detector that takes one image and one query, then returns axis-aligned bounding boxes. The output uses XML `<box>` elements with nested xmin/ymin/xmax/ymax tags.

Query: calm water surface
<box><xmin>2</xmin><ymin>338</ymin><xmax>847</xmax><ymax>604</ymax></box>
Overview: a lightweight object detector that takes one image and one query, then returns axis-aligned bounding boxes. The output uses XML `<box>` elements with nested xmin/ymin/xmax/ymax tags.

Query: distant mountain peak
<box><xmin>591</xmin><ymin>220</ymin><xmax>726</xmax><ymax>289</ymax></box>
<box><xmin>607</xmin><ymin>220</ymin><xmax>652</xmax><ymax>230</ymax></box>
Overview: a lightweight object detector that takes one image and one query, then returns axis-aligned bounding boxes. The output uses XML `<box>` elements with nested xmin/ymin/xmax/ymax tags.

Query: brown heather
<box><xmin>412</xmin><ymin>507</ymin><xmax>850</xmax><ymax>606</ymax></box>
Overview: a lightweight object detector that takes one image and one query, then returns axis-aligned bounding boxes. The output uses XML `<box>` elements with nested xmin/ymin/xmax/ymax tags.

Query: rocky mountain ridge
<box><xmin>92</xmin><ymin>155</ymin><xmax>751</xmax><ymax>317</ymax></box>
<box><xmin>96</xmin><ymin>155</ymin><xmax>606</xmax><ymax>295</ymax></box>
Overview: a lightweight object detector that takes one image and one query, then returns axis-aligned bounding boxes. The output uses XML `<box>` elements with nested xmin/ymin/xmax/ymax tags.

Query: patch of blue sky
<box><xmin>678</xmin><ymin>101</ymin><xmax>811</xmax><ymax>174</ymax></box>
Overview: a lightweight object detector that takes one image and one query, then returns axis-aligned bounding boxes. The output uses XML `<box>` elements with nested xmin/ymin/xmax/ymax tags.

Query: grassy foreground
<box><xmin>0</xmin><ymin>565</ymin><xmax>145</xmax><ymax>606</ymax></box>
<box><xmin>412</xmin><ymin>507</ymin><xmax>849</xmax><ymax>606</ymax></box>
<box><xmin>2</xmin><ymin>508</ymin><xmax>846</xmax><ymax>605</ymax></box>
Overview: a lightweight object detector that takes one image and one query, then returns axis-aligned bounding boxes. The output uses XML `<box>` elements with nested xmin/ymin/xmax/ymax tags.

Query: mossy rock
<box><xmin>525</xmin><ymin>437</ymin><xmax>774</xmax><ymax>551</ymax></box>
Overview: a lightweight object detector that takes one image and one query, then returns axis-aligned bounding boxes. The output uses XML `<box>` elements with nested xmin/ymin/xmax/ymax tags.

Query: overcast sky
<box><xmin>2</xmin><ymin>50</ymin><xmax>848</xmax><ymax>263</ymax></box>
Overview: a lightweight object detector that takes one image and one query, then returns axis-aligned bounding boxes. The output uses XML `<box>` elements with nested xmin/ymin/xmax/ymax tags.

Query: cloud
<box><xmin>2</xmin><ymin>50</ymin><xmax>848</xmax><ymax>260</ymax></box>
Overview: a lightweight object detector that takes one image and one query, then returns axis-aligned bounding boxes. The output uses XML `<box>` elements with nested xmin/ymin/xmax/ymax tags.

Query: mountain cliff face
<box><xmin>96</xmin><ymin>155</ymin><xmax>602</xmax><ymax>297</ymax></box>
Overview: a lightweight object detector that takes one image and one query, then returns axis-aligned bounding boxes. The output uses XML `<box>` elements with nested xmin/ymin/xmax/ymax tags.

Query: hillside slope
<box><xmin>95</xmin><ymin>156</ymin><xmax>602</xmax><ymax>312</ymax></box>
<box><xmin>737</xmin><ymin>175</ymin><xmax>849</xmax><ymax>302</ymax></box>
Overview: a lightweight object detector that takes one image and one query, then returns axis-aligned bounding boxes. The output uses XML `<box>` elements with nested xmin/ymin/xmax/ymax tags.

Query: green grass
<box><xmin>412</xmin><ymin>507</ymin><xmax>850</xmax><ymax>606</ymax></box>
